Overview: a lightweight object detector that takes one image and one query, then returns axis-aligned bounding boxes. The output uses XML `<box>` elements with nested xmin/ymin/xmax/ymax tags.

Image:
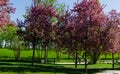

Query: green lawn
<box><xmin>0</xmin><ymin>48</ymin><xmax>120</xmax><ymax>74</ymax></box>
<box><xmin>0</xmin><ymin>48</ymin><xmax>119</xmax><ymax>60</ymax></box>
<box><xmin>0</xmin><ymin>61</ymin><xmax>119</xmax><ymax>74</ymax></box>
<box><xmin>0</xmin><ymin>48</ymin><xmax>69</xmax><ymax>59</ymax></box>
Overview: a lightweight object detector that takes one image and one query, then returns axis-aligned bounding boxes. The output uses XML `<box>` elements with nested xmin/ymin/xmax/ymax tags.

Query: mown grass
<box><xmin>0</xmin><ymin>48</ymin><xmax>119</xmax><ymax>60</ymax></box>
<box><xmin>0</xmin><ymin>48</ymin><xmax>69</xmax><ymax>59</ymax></box>
<box><xmin>100</xmin><ymin>53</ymin><xmax>120</xmax><ymax>60</ymax></box>
<box><xmin>0</xmin><ymin>61</ymin><xmax>119</xmax><ymax>74</ymax></box>
<box><xmin>0</xmin><ymin>48</ymin><xmax>120</xmax><ymax>74</ymax></box>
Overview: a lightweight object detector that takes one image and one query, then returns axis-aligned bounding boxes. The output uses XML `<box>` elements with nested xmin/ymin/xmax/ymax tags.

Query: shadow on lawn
<box><xmin>0</xmin><ymin>61</ymin><xmax>119</xmax><ymax>74</ymax></box>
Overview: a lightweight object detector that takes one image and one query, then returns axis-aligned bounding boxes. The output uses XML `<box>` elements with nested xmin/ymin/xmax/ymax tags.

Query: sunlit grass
<box><xmin>0</xmin><ymin>48</ymin><xmax>120</xmax><ymax>74</ymax></box>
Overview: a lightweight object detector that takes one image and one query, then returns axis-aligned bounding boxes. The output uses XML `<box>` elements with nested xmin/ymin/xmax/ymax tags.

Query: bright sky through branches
<box><xmin>10</xmin><ymin>0</ymin><xmax>120</xmax><ymax>22</ymax></box>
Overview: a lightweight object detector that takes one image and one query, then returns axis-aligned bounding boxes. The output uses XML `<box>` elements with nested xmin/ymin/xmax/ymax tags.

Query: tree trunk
<box><xmin>41</xmin><ymin>48</ymin><xmax>43</xmax><ymax>58</ymax></box>
<box><xmin>105</xmin><ymin>53</ymin><xmax>107</xmax><ymax>60</ymax></box>
<box><xmin>32</xmin><ymin>44</ymin><xmax>35</xmax><ymax>66</ymax></box>
<box><xmin>9</xmin><ymin>41</ymin><xmax>12</xmax><ymax>49</ymax></box>
<box><xmin>36</xmin><ymin>49</ymin><xmax>40</xmax><ymax>62</ymax></box>
<box><xmin>44</xmin><ymin>45</ymin><xmax>48</xmax><ymax>64</ymax></box>
<box><xmin>13</xmin><ymin>43</ymin><xmax>20</xmax><ymax>61</ymax></box>
<box><xmin>75</xmin><ymin>50</ymin><xmax>78</xmax><ymax>68</ymax></box>
<box><xmin>36</xmin><ymin>45</ymin><xmax>41</xmax><ymax>62</ymax></box>
<box><xmin>56</xmin><ymin>50</ymin><xmax>60</xmax><ymax>61</ymax></box>
<box><xmin>112</xmin><ymin>52</ymin><xmax>114</xmax><ymax>70</ymax></box>
<box><xmin>118</xmin><ymin>52</ymin><xmax>120</xmax><ymax>59</ymax></box>
<box><xmin>15</xmin><ymin>46</ymin><xmax>21</xmax><ymax>61</ymax></box>
<box><xmin>90</xmin><ymin>52</ymin><xmax>100</xmax><ymax>64</ymax></box>
<box><xmin>68</xmin><ymin>51</ymin><xmax>71</xmax><ymax>59</ymax></box>
<box><xmin>85</xmin><ymin>51</ymin><xmax>88</xmax><ymax>74</ymax></box>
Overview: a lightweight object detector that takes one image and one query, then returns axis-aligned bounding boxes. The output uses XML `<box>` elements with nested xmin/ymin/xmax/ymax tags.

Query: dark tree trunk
<box><xmin>14</xmin><ymin>46</ymin><xmax>21</xmax><ymax>61</ymax></box>
<box><xmin>105</xmin><ymin>53</ymin><xmax>107</xmax><ymax>60</ymax></box>
<box><xmin>56</xmin><ymin>49</ymin><xmax>60</xmax><ymax>61</ymax></box>
<box><xmin>39</xmin><ymin>45</ymin><xmax>41</xmax><ymax>58</ymax></box>
<box><xmin>36</xmin><ymin>45</ymin><xmax>41</xmax><ymax>62</ymax></box>
<box><xmin>75</xmin><ymin>50</ymin><xmax>78</xmax><ymax>68</ymax></box>
<box><xmin>15</xmin><ymin>46</ymin><xmax>20</xmax><ymax>61</ymax></box>
<box><xmin>90</xmin><ymin>52</ymin><xmax>100</xmax><ymax>64</ymax></box>
<box><xmin>44</xmin><ymin>45</ymin><xmax>48</xmax><ymax>64</ymax></box>
<box><xmin>68</xmin><ymin>51</ymin><xmax>70</xmax><ymax>59</ymax></box>
<box><xmin>112</xmin><ymin>52</ymin><xmax>114</xmax><ymax>70</ymax></box>
<box><xmin>41</xmin><ymin>48</ymin><xmax>43</xmax><ymax>58</ymax></box>
<box><xmin>32</xmin><ymin>43</ymin><xmax>35</xmax><ymax>66</ymax></box>
<box><xmin>36</xmin><ymin>49</ymin><xmax>40</xmax><ymax>62</ymax></box>
<box><xmin>85</xmin><ymin>51</ymin><xmax>88</xmax><ymax>74</ymax></box>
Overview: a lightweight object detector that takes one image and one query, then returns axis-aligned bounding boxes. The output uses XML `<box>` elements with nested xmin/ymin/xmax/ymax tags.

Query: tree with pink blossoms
<box><xmin>0</xmin><ymin>0</ymin><xmax>15</xmax><ymax>28</ymax></box>
<box><xmin>55</xmin><ymin>0</ymin><xmax>105</xmax><ymax>69</ymax></box>
<box><xmin>72</xmin><ymin>0</ymin><xmax>105</xmax><ymax>72</ymax></box>
<box><xmin>102</xmin><ymin>9</ymin><xmax>120</xmax><ymax>69</ymax></box>
<box><xmin>0</xmin><ymin>0</ymin><xmax>15</xmax><ymax>53</ymax></box>
<box><xmin>17</xmin><ymin>0</ymin><xmax>58</xmax><ymax>65</ymax></box>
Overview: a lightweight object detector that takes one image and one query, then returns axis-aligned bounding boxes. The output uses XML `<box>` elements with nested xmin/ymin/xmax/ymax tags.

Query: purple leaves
<box><xmin>73</xmin><ymin>0</ymin><xmax>105</xmax><ymax>26</ymax></box>
<box><xmin>17</xmin><ymin>0</ymin><xmax>120</xmax><ymax>59</ymax></box>
<box><xmin>102</xmin><ymin>10</ymin><xmax>120</xmax><ymax>53</ymax></box>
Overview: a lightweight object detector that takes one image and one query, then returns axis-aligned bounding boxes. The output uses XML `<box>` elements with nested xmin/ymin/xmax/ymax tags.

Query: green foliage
<box><xmin>56</xmin><ymin>3</ymin><xmax>65</xmax><ymax>15</ymax></box>
<box><xmin>0</xmin><ymin>24</ymin><xmax>17</xmax><ymax>41</ymax></box>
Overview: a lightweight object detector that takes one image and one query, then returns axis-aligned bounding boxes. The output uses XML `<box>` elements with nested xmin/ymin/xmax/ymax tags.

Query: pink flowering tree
<box><xmin>102</xmin><ymin>9</ymin><xmax>120</xmax><ymax>69</ymax></box>
<box><xmin>17</xmin><ymin>1</ymin><xmax>58</xmax><ymax>65</ymax></box>
<box><xmin>0</xmin><ymin>0</ymin><xmax>15</xmax><ymax>28</ymax></box>
<box><xmin>55</xmin><ymin>0</ymin><xmax>105</xmax><ymax>69</ymax></box>
<box><xmin>0</xmin><ymin>0</ymin><xmax>15</xmax><ymax>48</ymax></box>
<box><xmin>72</xmin><ymin>0</ymin><xmax>105</xmax><ymax>72</ymax></box>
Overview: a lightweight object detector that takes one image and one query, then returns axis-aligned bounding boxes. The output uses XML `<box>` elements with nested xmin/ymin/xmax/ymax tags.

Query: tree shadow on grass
<box><xmin>0</xmin><ymin>62</ymin><xmax>119</xmax><ymax>74</ymax></box>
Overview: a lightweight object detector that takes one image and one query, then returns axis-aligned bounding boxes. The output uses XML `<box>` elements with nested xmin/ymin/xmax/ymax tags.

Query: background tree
<box><xmin>0</xmin><ymin>0</ymin><xmax>15</xmax><ymax>28</ymax></box>
<box><xmin>0</xmin><ymin>23</ymin><xmax>23</xmax><ymax>61</ymax></box>
<box><xmin>102</xmin><ymin>9</ymin><xmax>120</xmax><ymax>69</ymax></box>
<box><xmin>0</xmin><ymin>0</ymin><xmax>15</xmax><ymax>47</ymax></box>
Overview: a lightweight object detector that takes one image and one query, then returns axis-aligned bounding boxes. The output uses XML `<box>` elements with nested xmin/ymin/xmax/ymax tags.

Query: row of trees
<box><xmin>16</xmin><ymin>0</ymin><xmax>120</xmax><ymax>68</ymax></box>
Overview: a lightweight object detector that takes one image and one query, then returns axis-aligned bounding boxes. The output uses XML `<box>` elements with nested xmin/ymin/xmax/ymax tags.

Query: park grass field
<box><xmin>0</xmin><ymin>48</ymin><xmax>68</xmax><ymax>59</ymax></box>
<box><xmin>0</xmin><ymin>62</ymin><xmax>119</xmax><ymax>74</ymax></box>
<box><xmin>0</xmin><ymin>48</ymin><xmax>120</xmax><ymax>74</ymax></box>
<box><xmin>0</xmin><ymin>48</ymin><xmax>119</xmax><ymax>60</ymax></box>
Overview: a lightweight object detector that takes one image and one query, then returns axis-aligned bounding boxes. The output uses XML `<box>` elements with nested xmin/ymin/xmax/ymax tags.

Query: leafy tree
<box><xmin>0</xmin><ymin>0</ymin><xmax>15</xmax><ymax>47</ymax></box>
<box><xmin>0</xmin><ymin>23</ymin><xmax>23</xmax><ymax>60</ymax></box>
<box><xmin>71</xmin><ymin>0</ymin><xmax>105</xmax><ymax>72</ymax></box>
<box><xmin>0</xmin><ymin>0</ymin><xmax>15</xmax><ymax>28</ymax></box>
<box><xmin>17</xmin><ymin>1</ymin><xmax>58</xmax><ymax>65</ymax></box>
<box><xmin>1</xmin><ymin>24</ymin><xmax>16</xmax><ymax>48</ymax></box>
<box><xmin>102</xmin><ymin>9</ymin><xmax>120</xmax><ymax>69</ymax></box>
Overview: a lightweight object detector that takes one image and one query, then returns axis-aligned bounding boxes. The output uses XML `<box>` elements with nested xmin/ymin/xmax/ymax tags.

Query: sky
<box><xmin>9</xmin><ymin>0</ymin><xmax>120</xmax><ymax>22</ymax></box>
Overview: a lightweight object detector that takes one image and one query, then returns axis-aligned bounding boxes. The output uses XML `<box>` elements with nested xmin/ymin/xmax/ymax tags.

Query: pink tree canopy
<box><xmin>0</xmin><ymin>0</ymin><xmax>15</xmax><ymax>27</ymax></box>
